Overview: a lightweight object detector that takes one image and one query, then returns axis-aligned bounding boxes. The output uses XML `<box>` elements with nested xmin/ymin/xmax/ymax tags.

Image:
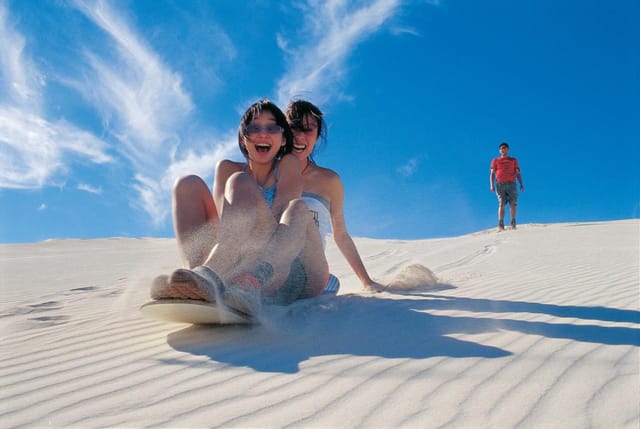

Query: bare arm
<box><xmin>516</xmin><ymin>168</ymin><xmax>524</xmax><ymax>191</ymax></box>
<box><xmin>212</xmin><ymin>160</ymin><xmax>243</xmax><ymax>214</ymax></box>
<box><xmin>328</xmin><ymin>174</ymin><xmax>383</xmax><ymax>291</ymax></box>
<box><xmin>490</xmin><ymin>168</ymin><xmax>496</xmax><ymax>192</ymax></box>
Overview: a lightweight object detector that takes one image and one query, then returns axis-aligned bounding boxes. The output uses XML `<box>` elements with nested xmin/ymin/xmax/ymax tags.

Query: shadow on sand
<box><xmin>165</xmin><ymin>287</ymin><xmax>639</xmax><ymax>374</ymax></box>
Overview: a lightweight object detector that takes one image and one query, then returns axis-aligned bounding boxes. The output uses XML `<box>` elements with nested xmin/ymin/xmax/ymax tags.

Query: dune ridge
<box><xmin>1</xmin><ymin>220</ymin><xmax>638</xmax><ymax>428</ymax></box>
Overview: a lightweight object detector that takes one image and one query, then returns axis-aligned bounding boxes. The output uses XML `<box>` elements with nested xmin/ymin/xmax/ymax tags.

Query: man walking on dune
<box><xmin>490</xmin><ymin>142</ymin><xmax>524</xmax><ymax>231</ymax></box>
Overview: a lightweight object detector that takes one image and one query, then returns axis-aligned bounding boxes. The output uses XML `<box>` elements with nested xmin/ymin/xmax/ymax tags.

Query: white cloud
<box><xmin>38</xmin><ymin>203</ymin><xmax>47</xmax><ymax>211</ymax></box>
<box><xmin>162</xmin><ymin>137</ymin><xmax>237</xmax><ymax>191</ymax></box>
<box><xmin>139</xmin><ymin>137</ymin><xmax>236</xmax><ymax>226</ymax></box>
<box><xmin>77</xmin><ymin>183</ymin><xmax>103</xmax><ymax>194</ymax></box>
<box><xmin>397</xmin><ymin>157</ymin><xmax>419</xmax><ymax>177</ymax></box>
<box><xmin>390</xmin><ymin>26</ymin><xmax>421</xmax><ymax>37</ymax></box>
<box><xmin>3</xmin><ymin>0</ymin><xmax>440</xmax><ymax>232</ymax></box>
<box><xmin>0</xmin><ymin>3</ymin><xmax>43</xmax><ymax>108</ymax></box>
<box><xmin>68</xmin><ymin>0</ymin><xmax>226</xmax><ymax>225</ymax></box>
<box><xmin>276</xmin><ymin>0</ymin><xmax>402</xmax><ymax>105</ymax></box>
<box><xmin>0</xmin><ymin>3</ymin><xmax>112</xmax><ymax>189</ymax></box>
<box><xmin>0</xmin><ymin>106</ymin><xmax>112</xmax><ymax>188</ymax></box>
<box><xmin>1</xmin><ymin>1</ymin><xmax>238</xmax><ymax>228</ymax></box>
<box><xmin>129</xmin><ymin>137</ymin><xmax>235</xmax><ymax>227</ymax></box>
<box><xmin>71</xmin><ymin>0</ymin><xmax>193</xmax><ymax>165</ymax></box>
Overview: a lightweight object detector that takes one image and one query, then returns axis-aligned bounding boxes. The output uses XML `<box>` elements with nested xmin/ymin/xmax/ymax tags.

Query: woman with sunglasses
<box><xmin>152</xmin><ymin>99</ymin><xmax>330</xmax><ymax>314</ymax></box>
<box><xmin>286</xmin><ymin>100</ymin><xmax>384</xmax><ymax>292</ymax></box>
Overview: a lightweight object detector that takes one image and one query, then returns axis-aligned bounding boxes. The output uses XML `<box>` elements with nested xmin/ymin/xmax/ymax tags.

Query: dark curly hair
<box><xmin>237</xmin><ymin>99</ymin><xmax>294</xmax><ymax>158</ymax></box>
<box><xmin>285</xmin><ymin>99</ymin><xmax>327</xmax><ymax>161</ymax></box>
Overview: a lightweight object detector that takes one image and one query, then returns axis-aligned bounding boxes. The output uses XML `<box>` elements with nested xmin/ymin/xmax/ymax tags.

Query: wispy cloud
<box><xmin>2</xmin><ymin>0</ymin><xmax>437</xmax><ymax>231</ymax></box>
<box><xmin>67</xmin><ymin>0</ymin><xmax>234</xmax><ymax>224</ymax></box>
<box><xmin>162</xmin><ymin>135</ymin><xmax>237</xmax><ymax>190</ymax></box>
<box><xmin>0</xmin><ymin>4</ymin><xmax>44</xmax><ymax>108</ymax></box>
<box><xmin>133</xmin><ymin>134</ymin><xmax>236</xmax><ymax>225</ymax></box>
<box><xmin>77</xmin><ymin>183</ymin><xmax>103</xmax><ymax>194</ymax></box>
<box><xmin>0</xmin><ymin>3</ymin><xmax>112</xmax><ymax>189</ymax></box>
<box><xmin>0</xmin><ymin>107</ymin><xmax>112</xmax><ymax>188</ymax></box>
<box><xmin>70</xmin><ymin>0</ymin><xmax>193</xmax><ymax>162</ymax></box>
<box><xmin>276</xmin><ymin>0</ymin><xmax>403</xmax><ymax>105</ymax></box>
<box><xmin>1</xmin><ymin>0</ymin><xmax>237</xmax><ymax>227</ymax></box>
<box><xmin>389</xmin><ymin>26</ymin><xmax>421</xmax><ymax>37</ymax></box>
<box><xmin>397</xmin><ymin>157</ymin><xmax>419</xmax><ymax>177</ymax></box>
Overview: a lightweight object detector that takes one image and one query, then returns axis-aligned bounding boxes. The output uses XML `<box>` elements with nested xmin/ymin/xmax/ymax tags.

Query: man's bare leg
<box><xmin>498</xmin><ymin>204</ymin><xmax>506</xmax><ymax>230</ymax></box>
<box><xmin>510</xmin><ymin>203</ymin><xmax>517</xmax><ymax>229</ymax></box>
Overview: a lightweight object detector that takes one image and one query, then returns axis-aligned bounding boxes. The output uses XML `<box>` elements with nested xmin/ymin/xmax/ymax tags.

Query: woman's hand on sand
<box><xmin>363</xmin><ymin>281</ymin><xmax>386</xmax><ymax>293</ymax></box>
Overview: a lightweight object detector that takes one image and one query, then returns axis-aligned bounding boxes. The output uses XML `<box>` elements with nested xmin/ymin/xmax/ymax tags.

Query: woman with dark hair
<box><xmin>152</xmin><ymin>99</ymin><xmax>330</xmax><ymax>314</ymax></box>
<box><xmin>286</xmin><ymin>99</ymin><xmax>383</xmax><ymax>292</ymax></box>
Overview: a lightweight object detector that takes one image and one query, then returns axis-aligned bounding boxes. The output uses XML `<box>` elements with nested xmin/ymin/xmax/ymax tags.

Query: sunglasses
<box><xmin>243</xmin><ymin>124</ymin><xmax>283</xmax><ymax>135</ymax></box>
<box><xmin>290</xmin><ymin>123</ymin><xmax>318</xmax><ymax>134</ymax></box>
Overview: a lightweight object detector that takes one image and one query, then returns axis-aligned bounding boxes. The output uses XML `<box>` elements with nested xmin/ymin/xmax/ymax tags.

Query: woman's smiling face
<box><xmin>290</xmin><ymin>114</ymin><xmax>319</xmax><ymax>161</ymax></box>
<box><xmin>242</xmin><ymin>111</ymin><xmax>285</xmax><ymax>162</ymax></box>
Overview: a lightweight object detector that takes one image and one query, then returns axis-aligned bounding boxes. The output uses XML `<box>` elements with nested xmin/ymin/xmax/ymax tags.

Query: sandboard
<box><xmin>140</xmin><ymin>299</ymin><xmax>252</xmax><ymax>325</ymax></box>
<box><xmin>140</xmin><ymin>274</ymin><xmax>340</xmax><ymax>325</ymax></box>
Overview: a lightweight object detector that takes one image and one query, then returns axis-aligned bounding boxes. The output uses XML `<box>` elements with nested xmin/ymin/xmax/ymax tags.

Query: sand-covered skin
<box><xmin>1</xmin><ymin>220</ymin><xmax>638</xmax><ymax>428</ymax></box>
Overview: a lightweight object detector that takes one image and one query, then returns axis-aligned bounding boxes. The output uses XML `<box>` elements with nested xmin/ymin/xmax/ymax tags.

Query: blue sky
<box><xmin>0</xmin><ymin>0</ymin><xmax>638</xmax><ymax>243</ymax></box>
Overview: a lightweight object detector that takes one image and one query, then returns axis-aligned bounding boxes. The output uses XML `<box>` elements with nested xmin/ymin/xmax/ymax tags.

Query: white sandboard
<box><xmin>141</xmin><ymin>274</ymin><xmax>340</xmax><ymax>325</ymax></box>
<box><xmin>140</xmin><ymin>299</ymin><xmax>251</xmax><ymax>325</ymax></box>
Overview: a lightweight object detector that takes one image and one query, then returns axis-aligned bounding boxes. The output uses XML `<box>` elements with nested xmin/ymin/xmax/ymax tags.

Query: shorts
<box><xmin>265</xmin><ymin>258</ymin><xmax>307</xmax><ymax>306</ymax></box>
<box><xmin>496</xmin><ymin>181</ymin><xmax>518</xmax><ymax>205</ymax></box>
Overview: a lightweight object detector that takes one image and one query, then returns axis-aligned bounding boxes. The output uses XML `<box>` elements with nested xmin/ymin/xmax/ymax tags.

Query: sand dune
<box><xmin>1</xmin><ymin>220</ymin><xmax>638</xmax><ymax>428</ymax></box>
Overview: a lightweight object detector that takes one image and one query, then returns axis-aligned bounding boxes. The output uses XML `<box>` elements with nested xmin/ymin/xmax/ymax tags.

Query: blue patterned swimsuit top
<box><xmin>261</xmin><ymin>183</ymin><xmax>276</xmax><ymax>207</ymax></box>
<box><xmin>246</xmin><ymin>162</ymin><xmax>278</xmax><ymax>208</ymax></box>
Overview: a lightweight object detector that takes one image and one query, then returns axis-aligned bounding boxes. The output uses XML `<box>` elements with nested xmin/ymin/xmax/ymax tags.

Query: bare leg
<box><xmin>510</xmin><ymin>203</ymin><xmax>517</xmax><ymax>228</ymax></box>
<box><xmin>161</xmin><ymin>181</ymin><xmax>328</xmax><ymax>307</ymax></box>
<box><xmin>297</xmin><ymin>214</ymin><xmax>330</xmax><ymax>298</ymax></box>
<box><xmin>498</xmin><ymin>204</ymin><xmax>505</xmax><ymax>229</ymax></box>
<box><xmin>238</xmin><ymin>199</ymin><xmax>328</xmax><ymax>300</ymax></box>
<box><xmin>204</xmin><ymin>172</ymin><xmax>278</xmax><ymax>279</ymax></box>
<box><xmin>172</xmin><ymin>175</ymin><xmax>219</xmax><ymax>268</ymax></box>
<box><xmin>149</xmin><ymin>175</ymin><xmax>218</xmax><ymax>300</ymax></box>
<box><xmin>160</xmin><ymin>172</ymin><xmax>278</xmax><ymax>301</ymax></box>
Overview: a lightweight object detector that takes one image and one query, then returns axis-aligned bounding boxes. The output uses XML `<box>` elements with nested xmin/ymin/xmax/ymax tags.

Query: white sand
<box><xmin>1</xmin><ymin>220</ymin><xmax>638</xmax><ymax>428</ymax></box>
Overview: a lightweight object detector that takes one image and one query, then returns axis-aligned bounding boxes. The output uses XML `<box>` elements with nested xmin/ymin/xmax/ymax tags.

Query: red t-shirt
<box><xmin>491</xmin><ymin>157</ymin><xmax>519</xmax><ymax>183</ymax></box>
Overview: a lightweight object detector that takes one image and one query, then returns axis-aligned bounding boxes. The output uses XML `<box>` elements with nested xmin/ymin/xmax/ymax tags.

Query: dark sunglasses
<box><xmin>289</xmin><ymin>122</ymin><xmax>318</xmax><ymax>134</ymax></box>
<box><xmin>243</xmin><ymin>124</ymin><xmax>283</xmax><ymax>135</ymax></box>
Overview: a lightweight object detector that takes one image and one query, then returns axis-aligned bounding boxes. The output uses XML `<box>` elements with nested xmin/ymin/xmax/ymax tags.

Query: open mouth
<box><xmin>255</xmin><ymin>143</ymin><xmax>272</xmax><ymax>153</ymax></box>
<box><xmin>293</xmin><ymin>144</ymin><xmax>307</xmax><ymax>152</ymax></box>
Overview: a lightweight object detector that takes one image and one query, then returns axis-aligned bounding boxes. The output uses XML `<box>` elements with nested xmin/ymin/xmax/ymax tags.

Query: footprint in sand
<box><xmin>0</xmin><ymin>300</ymin><xmax>64</xmax><ymax>318</ymax></box>
<box><xmin>67</xmin><ymin>283</ymin><xmax>126</xmax><ymax>298</ymax></box>
<box><xmin>28</xmin><ymin>300</ymin><xmax>63</xmax><ymax>311</ymax></box>
<box><xmin>26</xmin><ymin>315</ymin><xmax>70</xmax><ymax>327</ymax></box>
<box><xmin>66</xmin><ymin>286</ymin><xmax>98</xmax><ymax>294</ymax></box>
<box><xmin>436</xmin><ymin>239</ymin><xmax>502</xmax><ymax>272</ymax></box>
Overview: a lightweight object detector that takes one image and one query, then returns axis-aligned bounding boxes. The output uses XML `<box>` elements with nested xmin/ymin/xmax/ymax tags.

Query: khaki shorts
<box><xmin>496</xmin><ymin>181</ymin><xmax>518</xmax><ymax>205</ymax></box>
